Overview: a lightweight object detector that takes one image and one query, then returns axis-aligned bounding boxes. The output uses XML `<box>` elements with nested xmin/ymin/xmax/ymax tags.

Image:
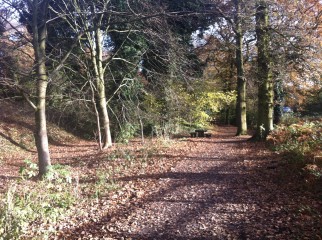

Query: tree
<box><xmin>269</xmin><ymin>0</ymin><xmax>322</xmax><ymax>114</ymax></box>
<box><xmin>79</xmin><ymin>1</ymin><xmax>113</xmax><ymax>149</ymax></box>
<box><xmin>0</xmin><ymin>0</ymin><xmax>83</xmax><ymax>176</ymax></box>
<box><xmin>39</xmin><ymin>0</ymin><xmax>207</xmax><ymax>146</ymax></box>
<box><xmin>253</xmin><ymin>0</ymin><xmax>274</xmax><ymax>140</ymax></box>
<box><xmin>69</xmin><ymin>0</ymin><xmax>161</xmax><ymax>148</ymax></box>
<box><xmin>0</xmin><ymin>9</ymin><xmax>6</xmax><ymax>35</ymax></box>
<box><xmin>200</xmin><ymin>0</ymin><xmax>253</xmax><ymax>134</ymax></box>
<box><xmin>234</xmin><ymin>0</ymin><xmax>248</xmax><ymax>135</ymax></box>
<box><xmin>103</xmin><ymin>0</ymin><xmax>207</xmax><ymax>138</ymax></box>
<box><xmin>29</xmin><ymin>0</ymin><xmax>52</xmax><ymax>175</ymax></box>
<box><xmin>194</xmin><ymin>30</ymin><xmax>238</xmax><ymax>124</ymax></box>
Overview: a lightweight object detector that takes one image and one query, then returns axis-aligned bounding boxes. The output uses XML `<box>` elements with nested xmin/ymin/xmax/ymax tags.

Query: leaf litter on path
<box><xmin>54</xmin><ymin>126</ymin><xmax>322</xmax><ymax>239</ymax></box>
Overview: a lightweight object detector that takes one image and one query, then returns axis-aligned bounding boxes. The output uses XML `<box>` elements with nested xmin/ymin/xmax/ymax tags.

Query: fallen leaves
<box><xmin>39</xmin><ymin>126</ymin><xmax>321</xmax><ymax>239</ymax></box>
<box><xmin>1</xmin><ymin>110</ymin><xmax>322</xmax><ymax>240</ymax></box>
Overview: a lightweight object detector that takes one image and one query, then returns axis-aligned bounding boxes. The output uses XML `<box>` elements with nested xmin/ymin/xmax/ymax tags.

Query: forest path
<box><xmin>62</xmin><ymin>126</ymin><xmax>321</xmax><ymax>239</ymax></box>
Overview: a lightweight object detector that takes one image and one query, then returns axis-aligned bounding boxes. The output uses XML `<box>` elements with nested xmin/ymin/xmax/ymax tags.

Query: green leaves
<box><xmin>1</xmin><ymin>164</ymin><xmax>78</xmax><ymax>239</ymax></box>
<box><xmin>19</xmin><ymin>159</ymin><xmax>38</xmax><ymax>180</ymax></box>
<box><xmin>182</xmin><ymin>80</ymin><xmax>236</xmax><ymax>126</ymax></box>
<box><xmin>19</xmin><ymin>160</ymin><xmax>74</xmax><ymax>184</ymax></box>
<box><xmin>45</xmin><ymin>164</ymin><xmax>73</xmax><ymax>184</ymax></box>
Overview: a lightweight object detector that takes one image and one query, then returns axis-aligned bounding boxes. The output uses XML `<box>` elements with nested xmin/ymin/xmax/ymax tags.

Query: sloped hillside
<box><xmin>1</xmin><ymin>101</ymin><xmax>35</xmax><ymax>180</ymax></box>
<box><xmin>0</xmin><ymin>100</ymin><xmax>87</xmax><ymax>190</ymax></box>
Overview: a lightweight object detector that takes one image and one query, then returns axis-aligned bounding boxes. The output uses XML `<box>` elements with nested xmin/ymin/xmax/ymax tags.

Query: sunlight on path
<box><xmin>61</xmin><ymin>126</ymin><xmax>321</xmax><ymax>239</ymax></box>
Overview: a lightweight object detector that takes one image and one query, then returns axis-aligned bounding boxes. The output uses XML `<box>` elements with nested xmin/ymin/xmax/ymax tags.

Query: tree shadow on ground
<box><xmin>1</xmin><ymin>116</ymin><xmax>34</xmax><ymax>131</ymax></box>
<box><xmin>0</xmin><ymin>132</ymin><xmax>35</xmax><ymax>152</ymax></box>
<box><xmin>57</xmin><ymin>127</ymin><xmax>321</xmax><ymax>239</ymax></box>
<box><xmin>0</xmin><ymin>175</ymin><xmax>20</xmax><ymax>181</ymax></box>
<box><xmin>63</xmin><ymin>165</ymin><xmax>283</xmax><ymax>239</ymax></box>
<box><xmin>48</xmin><ymin>136</ymin><xmax>96</xmax><ymax>148</ymax></box>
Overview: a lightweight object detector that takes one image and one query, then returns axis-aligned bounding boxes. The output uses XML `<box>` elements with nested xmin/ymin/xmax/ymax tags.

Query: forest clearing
<box><xmin>1</xmin><ymin>0</ymin><xmax>322</xmax><ymax>239</ymax></box>
<box><xmin>0</xmin><ymin>101</ymin><xmax>321</xmax><ymax>239</ymax></box>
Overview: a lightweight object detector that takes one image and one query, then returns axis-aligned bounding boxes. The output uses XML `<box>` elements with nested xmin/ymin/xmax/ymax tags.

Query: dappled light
<box><xmin>1</xmin><ymin>0</ymin><xmax>322</xmax><ymax>238</ymax></box>
<box><xmin>1</xmin><ymin>101</ymin><xmax>321</xmax><ymax>238</ymax></box>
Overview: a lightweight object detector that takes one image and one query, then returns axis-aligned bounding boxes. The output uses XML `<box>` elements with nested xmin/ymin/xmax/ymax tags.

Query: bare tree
<box><xmin>0</xmin><ymin>0</ymin><xmax>83</xmax><ymax>176</ymax></box>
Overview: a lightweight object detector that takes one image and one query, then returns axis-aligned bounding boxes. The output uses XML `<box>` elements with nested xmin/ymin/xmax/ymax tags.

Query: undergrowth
<box><xmin>0</xmin><ymin>161</ymin><xmax>79</xmax><ymax>239</ymax></box>
<box><xmin>0</xmin><ymin>138</ymin><xmax>179</xmax><ymax>239</ymax></box>
<box><xmin>270</xmin><ymin>118</ymin><xmax>322</xmax><ymax>163</ymax></box>
<box><xmin>269</xmin><ymin>117</ymin><xmax>322</xmax><ymax>198</ymax></box>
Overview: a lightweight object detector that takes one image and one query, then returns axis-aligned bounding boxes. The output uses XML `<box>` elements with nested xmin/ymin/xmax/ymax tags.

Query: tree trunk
<box><xmin>32</xmin><ymin>0</ymin><xmax>51</xmax><ymax>176</ymax></box>
<box><xmin>273</xmin><ymin>79</ymin><xmax>283</xmax><ymax>125</ymax></box>
<box><xmin>253</xmin><ymin>1</ymin><xmax>274</xmax><ymax>140</ymax></box>
<box><xmin>225</xmin><ymin>108</ymin><xmax>230</xmax><ymax>125</ymax></box>
<box><xmin>90</xmin><ymin>81</ymin><xmax>103</xmax><ymax>151</ymax></box>
<box><xmin>34</xmin><ymin>91</ymin><xmax>50</xmax><ymax>176</ymax></box>
<box><xmin>234</xmin><ymin>0</ymin><xmax>248</xmax><ymax>136</ymax></box>
<box><xmin>94</xmin><ymin>27</ymin><xmax>112</xmax><ymax>149</ymax></box>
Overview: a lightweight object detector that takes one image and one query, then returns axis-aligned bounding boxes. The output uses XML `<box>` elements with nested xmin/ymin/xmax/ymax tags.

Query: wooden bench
<box><xmin>190</xmin><ymin>132</ymin><xmax>197</xmax><ymax>137</ymax></box>
<box><xmin>190</xmin><ymin>130</ymin><xmax>211</xmax><ymax>138</ymax></box>
<box><xmin>195</xmin><ymin>129</ymin><xmax>206</xmax><ymax>137</ymax></box>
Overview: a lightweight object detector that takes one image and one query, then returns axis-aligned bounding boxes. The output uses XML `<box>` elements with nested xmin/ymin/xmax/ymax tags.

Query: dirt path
<box><xmin>62</xmin><ymin>126</ymin><xmax>321</xmax><ymax>239</ymax></box>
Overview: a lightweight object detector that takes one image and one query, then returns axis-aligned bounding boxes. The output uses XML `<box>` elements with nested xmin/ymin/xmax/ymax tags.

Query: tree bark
<box><xmin>93</xmin><ymin>24</ymin><xmax>112</xmax><ymax>149</ymax></box>
<box><xmin>32</xmin><ymin>0</ymin><xmax>51</xmax><ymax>176</ymax></box>
<box><xmin>234</xmin><ymin>0</ymin><xmax>248</xmax><ymax>135</ymax></box>
<box><xmin>90</xmin><ymin>80</ymin><xmax>103</xmax><ymax>151</ymax></box>
<box><xmin>253</xmin><ymin>1</ymin><xmax>274</xmax><ymax>141</ymax></box>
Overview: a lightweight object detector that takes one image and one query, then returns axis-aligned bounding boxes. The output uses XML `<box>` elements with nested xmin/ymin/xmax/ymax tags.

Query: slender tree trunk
<box><xmin>225</xmin><ymin>108</ymin><xmax>230</xmax><ymax>125</ymax></box>
<box><xmin>253</xmin><ymin>1</ymin><xmax>274</xmax><ymax>140</ymax></box>
<box><xmin>32</xmin><ymin>0</ymin><xmax>51</xmax><ymax>176</ymax></box>
<box><xmin>234</xmin><ymin>0</ymin><xmax>248</xmax><ymax>136</ymax></box>
<box><xmin>90</xmin><ymin>81</ymin><xmax>103</xmax><ymax>151</ymax></box>
<box><xmin>225</xmin><ymin>55</ymin><xmax>234</xmax><ymax>125</ymax></box>
<box><xmin>94</xmin><ymin>27</ymin><xmax>112</xmax><ymax>149</ymax></box>
<box><xmin>273</xmin><ymin>79</ymin><xmax>283</xmax><ymax>125</ymax></box>
<box><xmin>139</xmin><ymin>114</ymin><xmax>144</xmax><ymax>144</ymax></box>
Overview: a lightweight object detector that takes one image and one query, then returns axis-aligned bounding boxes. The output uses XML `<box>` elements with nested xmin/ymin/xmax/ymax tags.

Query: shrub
<box><xmin>116</xmin><ymin>123</ymin><xmax>139</xmax><ymax>143</ymax></box>
<box><xmin>269</xmin><ymin>119</ymin><xmax>322</xmax><ymax>163</ymax></box>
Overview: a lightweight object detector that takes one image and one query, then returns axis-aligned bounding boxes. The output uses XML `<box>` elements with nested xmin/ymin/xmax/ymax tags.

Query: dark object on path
<box><xmin>190</xmin><ymin>130</ymin><xmax>211</xmax><ymax>138</ymax></box>
<box><xmin>190</xmin><ymin>132</ymin><xmax>197</xmax><ymax>137</ymax></box>
<box><xmin>195</xmin><ymin>129</ymin><xmax>206</xmax><ymax>137</ymax></box>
